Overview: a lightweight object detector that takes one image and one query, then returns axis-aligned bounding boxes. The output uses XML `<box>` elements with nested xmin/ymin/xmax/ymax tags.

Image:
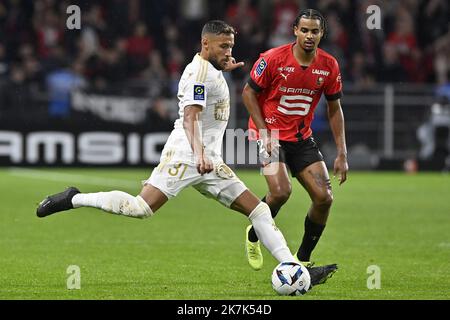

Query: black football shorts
<box><xmin>277</xmin><ymin>137</ymin><xmax>325</xmax><ymax>177</ymax></box>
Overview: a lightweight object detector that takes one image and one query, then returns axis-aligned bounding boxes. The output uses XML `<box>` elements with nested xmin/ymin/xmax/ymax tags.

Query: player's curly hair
<box><xmin>201</xmin><ymin>20</ymin><xmax>236</xmax><ymax>37</ymax></box>
<box><xmin>293</xmin><ymin>9</ymin><xmax>327</xmax><ymax>38</ymax></box>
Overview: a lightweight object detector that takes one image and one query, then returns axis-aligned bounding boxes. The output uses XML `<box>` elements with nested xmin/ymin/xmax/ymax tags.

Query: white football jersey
<box><xmin>162</xmin><ymin>54</ymin><xmax>230</xmax><ymax>165</ymax></box>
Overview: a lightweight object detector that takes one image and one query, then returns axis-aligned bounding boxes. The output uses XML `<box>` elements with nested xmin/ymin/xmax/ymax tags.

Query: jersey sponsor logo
<box><xmin>280</xmin><ymin>73</ymin><xmax>290</xmax><ymax>81</ymax></box>
<box><xmin>265</xmin><ymin>116</ymin><xmax>277</xmax><ymax>124</ymax></box>
<box><xmin>193</xmin><ymin>85</ymin><xmax>205</xmax><ymax>100</ymax></box>
<box><xmin>254</xmin><ymin>58</ymin><xmax>267</xmax><ymax>77</ymax></box>
<box><xmin>214</xmin><ymin>99</ymin><xmax>230</xmax><ymax>121</ymax></box>
<box><xmin>277</xmin><ymin>95</ymin><xmax>312</xmax><ymax>116</ymax></box>
<box><xmin>277</xmin><ymin>66</ymin><xmax>295</xmax><ymax>73</ymax></box>
<box><xmin>279</xmin><ymin>86</ymin><xmax>317</xmax><ymax>96</ymax></box>
<box><xmin>312</xmin><ymin>69</ymin><xmax>330</xmax><ymax>76</ymax></box>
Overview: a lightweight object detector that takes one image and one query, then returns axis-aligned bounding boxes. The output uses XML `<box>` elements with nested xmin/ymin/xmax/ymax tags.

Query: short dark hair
<box><xmin>293</xmin><ymin>9</ymin><xmax>327</xmax><ymax>36</ymax></box>
<box><xmin>201</xmin><ymin>20</ymin><xmax>236</xmax><ymax>37</ymax></box>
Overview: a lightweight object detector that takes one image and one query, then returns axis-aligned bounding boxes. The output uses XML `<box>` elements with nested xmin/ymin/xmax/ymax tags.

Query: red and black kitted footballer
<box><xmin>242</xmin><ymin>9</ymin><xmax>348</xmax><ymax>284</ymax></box>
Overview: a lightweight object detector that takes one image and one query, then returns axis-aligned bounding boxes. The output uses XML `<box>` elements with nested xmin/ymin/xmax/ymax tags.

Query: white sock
<box><xmin>72</xmin><ymin>191</ymin><xmax>153</xmax><ymax>219</ymax></box>
<box><xmin>248</xmin><ymin>202</ymin><xmax>296</xmax><ymax>263</ymax></box>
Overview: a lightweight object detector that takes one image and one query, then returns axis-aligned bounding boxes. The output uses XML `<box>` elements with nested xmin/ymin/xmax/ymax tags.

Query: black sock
<box><xmin>297</xmin><ymin>215</ymin><xmax>325</xmax><ymax>262</ymax></box>
<box><xmin>248</xmin><ymin>196</ymin><xmax>281</xmax><ymax>242</ymax></box>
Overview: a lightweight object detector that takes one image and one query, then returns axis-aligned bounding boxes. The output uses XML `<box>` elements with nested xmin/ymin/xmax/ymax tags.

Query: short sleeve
<box><xmin>324</xmin><ymin>58</ymin><xmax>343</xmax><ymax>101</ymax></box>
<box><xmin>179</xmin><ymin>80</ymin><xmax>208</xmax><ymax>110</ymax></box>
<box><xmin>248</xmin><ymin>54</ymin><xmax>274</xmax><ymax>92</ymax></box>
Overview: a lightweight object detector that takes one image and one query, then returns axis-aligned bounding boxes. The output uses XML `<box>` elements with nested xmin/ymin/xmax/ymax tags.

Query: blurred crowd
<box><xmin>0</xmin><ymin>0</ymin><xmax>449</xmax><ymax>121</ymax></box>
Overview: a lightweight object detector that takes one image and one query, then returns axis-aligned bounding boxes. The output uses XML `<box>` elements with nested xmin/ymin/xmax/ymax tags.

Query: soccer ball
<box><xmin>271</xmin><ymin>262</ymin><xmax>311</xmax><ymax>296</ymax></box>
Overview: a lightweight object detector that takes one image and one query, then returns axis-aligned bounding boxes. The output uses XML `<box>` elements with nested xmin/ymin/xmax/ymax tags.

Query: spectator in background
<box><xmin>126</xmin><ymin>21</ymin><xmax>154</xmax><ymax>75</ymax></box>
<box><xmin>353</xmin><ymin>0</ymin><xmax>384</xmax><ymax>74</ymax></box>
<box><xmin>229</xmin><ymin>18</ymin><xmax>265</xmax><ymax>81</ymax></box>
<box><xmin>1</xmin><ymin>64</ymin><xmax>32</xmax><ymax>120</ymax></box>
<box><xmin>141</xmin><ymin>0</ymin><xmax>171</xmax><ymax>51</ymax></box>
<box><xmin>348</xmin><ymin>51</ymin><xmax>376</xmax><ymax>88</ymax></box>
<box><xmin>320</xmin><ymin>11</ymin><xmax>348</xmax><ymax>70</ymax></box>
<box><xmin>41</xmin><ymin>44</ymin><xmax>67</xmax><ymax>74</ymax></box>
<box><xmin>146</xmin><ymin>96</ymin><xmax>174</xmax><ymax>132</ymax></box>
<box><xmin>0</xmin><ymin>42</ymin><xmax>8</xmax><ymax>79</ymax></box>
<box><xmin>386</xmin><ymin>6</ymin><xmax>422</xmax><ymax>82</ymax></box>
<box><xmin>0</xmin><ymin>0</ymin><xmax>34</xmax><ymax>56</ymax></box>
<box><xmin>433</xmin><ymin>26</ymin><xmax>450</xmax><ymax>85</ymax></box>
<box><xmin>77</xmin><ymin>4</ymin><xmax>105</xmax><ymax>59</ymax></box>
<box><xmin>104</xmin><ymin>0</ymin><xmax>133</xmax><ymax>38</ymax></box>
<box><xmin>21</xmin><ymin>48</ymin><xmax>43</xmax><ymax>91</ymax></box>
<box><xmin>34</xmin><ymin>8</ymin><xmax>62</xmax><ymax>59</ymax></box>
<box><xmin>166</xmin><ymin>45</ymin><xmax>185</xmax><ymax>96</ymax></box>
<box><xmin>101</xmin><ymin>38</ymin><xmax>128</xmax><ymax>85</ymax></box>
<box><xmin>225</xmin><ymin>0</ymin><xmax>264</xmax><ymax>80</ymax></box>
<box><xmin>417</xmin><ymin>0</ymin><xmax>449</xmax><ymax>48</ymax></box>
<box><xmin>0</xmin><ymin>0</ymin><xmax>450</xmax><ymax>126</ymax></box>
<box><xmin>179</xmin><ymin>0</ymin><xmax>208</xmax><ymax>37</ymax></box>
<box><xmin>143</xmin><ymin>50</ymin><xmax>168</xmax><ymax>97</ymax></box>
<box><xmin>46</xmin><ymin>60</ymin><xmax>86</xmax><ymax>118</ymax></box>
<box><xmin>268</xmin><ymin>0</ymin><xmax>299</xmax><ymax>48</ymax></box>
<box><xmin>377</xmin><ymin>43</ymin><xmax>408</xmax><ymax>83</ymax></box>
<box><xmin>179</xmin><ymin>0</ymin><xmax>209</xmax><ymax>55</ymax></box>
<box><xmin>225</xmin><ymin>0</ymin><xmax>259</xmax><ymax>31</ymax></box>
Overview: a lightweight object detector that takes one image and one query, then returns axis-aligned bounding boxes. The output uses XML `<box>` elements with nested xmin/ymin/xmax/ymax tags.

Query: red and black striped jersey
<box><xmin>247</xmin><ymin>43</ymin><xmax>342</xmax><ymax>142</ymax></box>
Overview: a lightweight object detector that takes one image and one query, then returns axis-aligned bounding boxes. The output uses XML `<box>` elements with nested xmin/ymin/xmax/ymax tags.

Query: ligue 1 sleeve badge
<box><xmin>194</xmin><ymin>85</ymin><xmax>205</xmax><ymax>100</ymax></box>
<box><xmin>254</xmin><ymin>58</ymin><xmax>267</xmax><ymax>77</ymax></box>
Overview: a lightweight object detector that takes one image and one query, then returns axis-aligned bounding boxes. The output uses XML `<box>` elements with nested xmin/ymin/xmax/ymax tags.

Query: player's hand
<box><xmin>223</xmin><ymin>57</ymin><xmax>244</xmax><ymax>72</ymax></box>
<box><xmin>196</xmin><ymin>154</ymin><xmax>214</xmax><ymax>175</ymax></box>
<box><xmin>333</xmin><ymin>154</ymin><xmax>348</xmax><ymax>185</ymax></box>
<box><xmin>258</xmin><ymin>134</ymin><xmax>280</xmax><ymax>167</ymax></box>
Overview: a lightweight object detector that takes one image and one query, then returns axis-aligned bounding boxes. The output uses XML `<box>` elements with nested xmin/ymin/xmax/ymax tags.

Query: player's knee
<box><xmin>101</xmin><ymin>191</ymin><xmax>153</xmax><ymax>219</ymax></box>
<box><xmin>313</xmin><ymin>191</ymin><xmax>333</xmax><ymax>208</ymax></box>
<box><xmin>129</xmin><ymin>195</ymin><xmax>153</xmax><ymax>219</ymax></box>
<box><xmin>249</xmin><ymin>201</ymin><xmax>272</xmax><ymax>221</ymax></box>
<box><xmin>270</xmin><ymin>184</ymin><xmax>292</xmax><ymax>205</ymax></box>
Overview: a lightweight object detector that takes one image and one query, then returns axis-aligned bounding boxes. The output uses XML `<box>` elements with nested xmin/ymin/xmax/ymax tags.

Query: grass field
<box><xmin>0</xmin><ymin>167</ymin><xmax>449</xmax><ymax>300</ymax></box>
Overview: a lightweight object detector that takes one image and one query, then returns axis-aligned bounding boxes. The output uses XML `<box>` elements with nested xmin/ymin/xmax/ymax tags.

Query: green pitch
<box><xmin>0</xmin><ymin>168</ymin><xmax>449</xmax><ymax>300</ymax></box>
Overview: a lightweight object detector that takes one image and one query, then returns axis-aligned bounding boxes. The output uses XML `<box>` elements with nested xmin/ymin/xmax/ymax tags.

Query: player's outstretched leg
<box><xmin>36</xmin><ymin>187</ymin><xmax>80</xmax><ymax>217</ymax></box>
<box><xmin>36</xmin><ymin>186</ymin><xmax>160</xmax><ymax>219</ymax></box>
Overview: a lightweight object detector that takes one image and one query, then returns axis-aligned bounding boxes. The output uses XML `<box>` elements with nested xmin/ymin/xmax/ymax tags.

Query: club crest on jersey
<box><xmin>316</xmin><ymin>76</ymin><xmax>324</xmax><ymax>86</ymax></box>
<box><xmin>254</xmin><ymin>58</ymin><xmax>267</xmax><ymax>77</ymax></box>
<box><xmin>193</xmin><ymin>85</ymin><xmax>205</xmax><ymax>100</ymax></box>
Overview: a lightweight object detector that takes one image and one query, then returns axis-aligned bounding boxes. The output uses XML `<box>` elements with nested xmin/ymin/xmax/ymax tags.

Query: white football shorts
<box><xmin>144</xmin><ymin>162</ymin><xmax>247</xmax><ymax>208</ymax></box>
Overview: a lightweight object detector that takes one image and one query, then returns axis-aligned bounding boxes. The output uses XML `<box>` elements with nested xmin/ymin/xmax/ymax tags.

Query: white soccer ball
<box><xmin>271</xmin><ymin>262</ymin><xmax>311</xmax><ymax>296</ymax></box>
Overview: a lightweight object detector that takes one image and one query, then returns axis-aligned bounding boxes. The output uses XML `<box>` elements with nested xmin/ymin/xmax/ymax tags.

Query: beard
<box><xmin>209</xmin><ymin>57</ymin><xmax>226</xmax><ymax>71</ymax></box>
